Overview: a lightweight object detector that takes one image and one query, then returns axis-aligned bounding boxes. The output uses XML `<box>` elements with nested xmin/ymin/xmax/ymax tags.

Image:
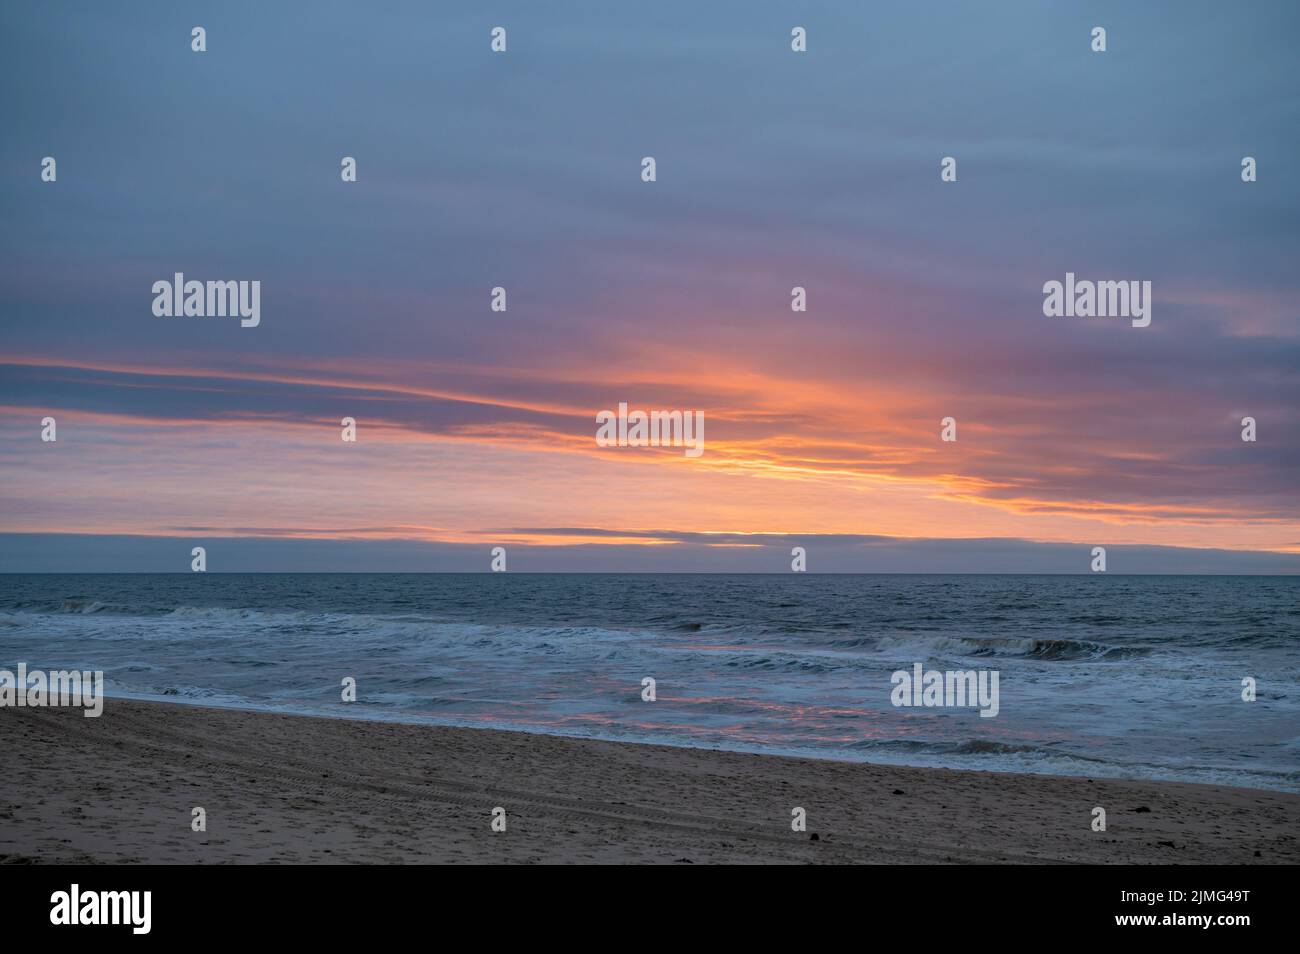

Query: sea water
<box><xmin>1</xmin><ymin>573</ymin><xmax>1295</xmax><ymax>791</ymax></box>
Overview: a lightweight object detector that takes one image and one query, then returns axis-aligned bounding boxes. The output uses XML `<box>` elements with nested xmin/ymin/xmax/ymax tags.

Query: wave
<box><xmin>56</xmin><ymin>598</ymin><xmax>136</xmax><ymax>615</ymax></box>
<box><xmin>845</xmin><ymin>736</ymin><xmax>1299</xmax><ymax>789</ymax></box>
<box><xmin>0</xmin><ymin>597</ymin><xmax>165</xmax><ymax>616</ymax></box>
<box><xmin>864</xmin><ymin>633</ymin><xmax>1149</xmax><ymax>661</ymax></box>
<box><xmin>849</xmin><ymin>737</ymin><xmax>1104</xmax><ymax>760</ymax></box>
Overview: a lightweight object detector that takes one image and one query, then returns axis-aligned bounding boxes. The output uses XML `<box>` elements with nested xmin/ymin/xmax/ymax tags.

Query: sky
<box><xmin>2</xmin><ymin>1</ymin><xmax>1298</xmax><ymax>572</ymax></box>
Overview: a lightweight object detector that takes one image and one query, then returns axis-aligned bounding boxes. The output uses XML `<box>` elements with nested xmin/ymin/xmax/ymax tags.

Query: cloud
<box><xmin>3</xmin><ymin>532</ymin><xmax>1298</xmax><ymax>574</ymax></box>
<box><xmin>3</xmin><ymin>0</ymin><xmax>1298</xmax><ymax>567</ymax></box>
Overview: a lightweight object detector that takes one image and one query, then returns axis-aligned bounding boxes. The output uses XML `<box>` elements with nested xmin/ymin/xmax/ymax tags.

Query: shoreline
<box><xmin>91</xmin><ymin>690</ymin><xmax>1298</xmax><ymax>795</ymax></box>
<box><xmin>4</xmin><ymin>698</ymin><xmax>1297</xmax><ymax>864</ymax></box>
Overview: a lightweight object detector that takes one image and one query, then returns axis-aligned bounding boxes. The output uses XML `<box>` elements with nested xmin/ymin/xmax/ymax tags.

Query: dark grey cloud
<box><xmin>2</xmin><ymin>532</ymin><xmax>1297</xmax><ymax>574</ymax></box>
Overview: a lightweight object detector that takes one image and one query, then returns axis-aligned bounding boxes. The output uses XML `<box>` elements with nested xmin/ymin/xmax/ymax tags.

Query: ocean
<box><xmin>2</xmin><ymin>573</ymin><xmax>1296</xmax><ymax>792</ymax></box>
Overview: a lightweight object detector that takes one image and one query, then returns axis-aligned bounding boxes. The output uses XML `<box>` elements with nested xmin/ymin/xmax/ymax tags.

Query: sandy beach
<box><xmin>2</xmin><ymin>698</ymin><xmax>1296</xmax><ymax>864</ymax></box>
